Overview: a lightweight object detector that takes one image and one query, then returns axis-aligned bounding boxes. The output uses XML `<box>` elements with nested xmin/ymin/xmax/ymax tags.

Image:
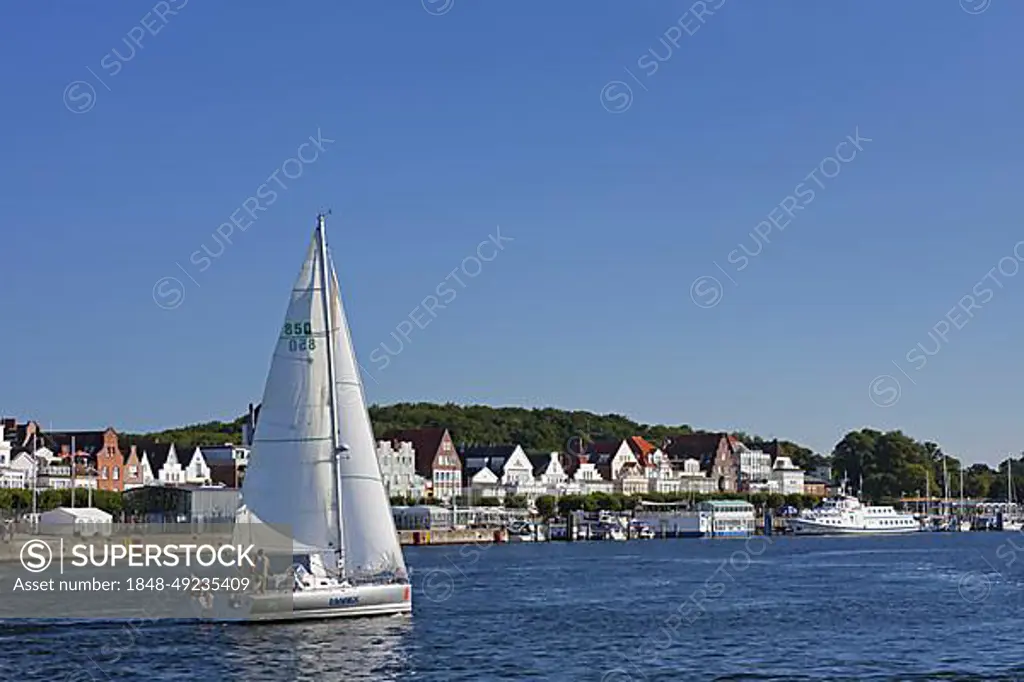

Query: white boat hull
<box><xmin>787</xmin><ymin>518</ymin><xmax>920</xmax><ymax>536</ymax></box>
<box><xmin>217</xmin><ymin>583</ymin><xmax>412</xmax><ymax>622</ymax></box>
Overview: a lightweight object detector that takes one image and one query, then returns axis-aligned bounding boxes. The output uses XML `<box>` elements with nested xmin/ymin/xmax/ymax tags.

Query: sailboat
<box><xmin>226</xmin><ymin>213</ymin><xmax>411</xmax><ymax>621</ymax></box>
<box><xmin>958</xmin><ymin>466</ymin><xmax>971</xmax><ymax>532</ymax></box>
<box><xmin>1003</xmin><ymin>459</ymin><xmax>1022</xmax><ymax>532</ymax></box>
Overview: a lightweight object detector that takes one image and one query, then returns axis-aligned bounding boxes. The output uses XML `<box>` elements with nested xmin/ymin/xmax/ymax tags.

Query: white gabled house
<box><xmin>529</xmin><ymin>452</ymin><xmax>568</xmax><ymax>489</ymax></box>
<box><xmin>458</xmin><ymin>444</ymin><xmax>551</xmax><ymax>499</ymax></box>
<box><xmin>147</xmin><ymin>444</ymin><xmax>186</xmax><ymax>485</ymax></box>
<box><xmin>139</xmin><ymin>451</ymin><xmax>156</xmax><ymax>485</ymax></box>
<box><xmin>626</xmin><ymin>436</ymin><xmax>681</xmax><ymax>494</ymax></box>
<box><xmin>771</xmin><ymin>456</ymin><xmax>804</xmax><ymax>495</ymax></box>
<box><xmin>182</xmin><ymin>446</ymin><xmax>211</xmax><ymax>484</ymax></box>
<box><xmin>466</xmin><ymin>464</ymin><xmax>503</xmax><ymax>500</ymax></box>
<box><xmin>499</xmin><ymin>446</ymin><xmax>533</xmax><ymax>486</ymax></box>
<box><xmin>8</xmin><ymin>451</ymin><xmax>39</xmax><ymax>488</ymax></box>
<box><xmin>587</xmin><ymin>440</ymin><xmax>648</xmax><ymax>495</ymax></box>
<box><xmin>564</xmin><ymin>454</ymin><xmax>613</xmax><ymax>495</ymax></box>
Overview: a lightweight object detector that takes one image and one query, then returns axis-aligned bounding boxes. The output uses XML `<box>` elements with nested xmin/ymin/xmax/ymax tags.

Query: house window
<box><xmin>113</xmin><ymin>467</ymin><xmax>120</xmax><ymax>480</ymax></box>
<box><xmin>101</xmin><ymin>466</ymin><xmax>108</xmax><ymax>479</ymax></box>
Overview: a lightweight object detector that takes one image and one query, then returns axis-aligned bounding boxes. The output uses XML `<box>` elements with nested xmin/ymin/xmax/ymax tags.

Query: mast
<box><xmin>70</xmin><ymin>435</ymin><xmax>76</xmax><ymax>509</ymax></box>
<box><xmin>315</xmin><ymin>212</ymin><xmax>346</xmax><ymax>575</ymax></box>
<box><xmin>942</xmin><ymin>456</ymin><xmax>949</xmax><ymax>520</ymax></box>
<box><xmin>959</xmin><ymin>465</ymin><xmax>964</xmax><ymax>527</ymax></box>
<box><xmin>1008</xmin><ymin>458</ymin><xmax>1013</xmax><ymax>508</ymax></box>
<box><xmin>31</xmin><ymin>433</ymin><xmax>37</xmax><ymax>520</ymax></box>
<box><xmin>925</xmin><ymin>468</ymin><xmax>930</xmax><ymax>518</ymax></box>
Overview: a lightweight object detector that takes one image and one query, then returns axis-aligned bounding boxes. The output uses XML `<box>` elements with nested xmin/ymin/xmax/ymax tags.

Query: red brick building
<box><xmin>662</xmin><ymin>433</ymin><xmax>740</xmax><ymax>492</ymax></box>
<box><xmin>48</xmin><ymin>427</ymin><xmax>126</xmax><ymax>492</ymax></box>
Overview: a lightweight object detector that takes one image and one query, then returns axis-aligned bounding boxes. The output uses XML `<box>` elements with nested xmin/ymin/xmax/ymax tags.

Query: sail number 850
<box><xmin>283</xmin><ymin>320</ymin><xmax>316</xmax><ymax>352</ymax></box>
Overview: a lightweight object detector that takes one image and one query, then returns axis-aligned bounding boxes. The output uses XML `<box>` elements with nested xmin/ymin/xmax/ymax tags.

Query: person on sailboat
<box><xmin>254</xmin><ymin>549</ymin><xmax>270</xmax><ymax>594</ymax></box>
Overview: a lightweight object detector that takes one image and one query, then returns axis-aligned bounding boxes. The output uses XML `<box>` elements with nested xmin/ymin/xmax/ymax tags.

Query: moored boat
<box><xmin>786</xmin><ymin>494</ymin><xmax>919</xmax><ymax>536</ymax></box>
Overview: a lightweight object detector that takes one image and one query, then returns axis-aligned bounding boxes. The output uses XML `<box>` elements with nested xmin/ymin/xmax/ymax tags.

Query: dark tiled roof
<box><xmin>464</xmin><ymin>457</ymin><xmax>504</xmax><ymax>479</ymax></box>
<box><xmin>382</xmin><ymin>428</ymin><xmax>449</xmax><ymax>477</ymax></box>
<box><xmin>663</xmin><ymin>433</ymin><xmax>732</xmax><ymax>473</ymax></box>
<box><xmin>209</xmin><ymin>463</ymin><xmax>239</xmax><ymax>487</ymax></box>
<box><xmin>527</xmin><ymin>453</ymin><xmax>555</xmax><ymax>477</ymax></box>
<box><xmin>586</xmin><ymin>441</ymin><xmax>622</xmax><ymax>457</ymax></box>
<box><xmin>458</xmin><ymin>444</ymin><xmax>518</xmax><ymax>459</ymax></box>
<box><xmin>558</xmin><ymin>452</ymin><xmax>583</xmax><ymax>478</ymax></box>
<box><xmin>134</xmin><ymin>442</ymin><xmax>176</xmax><ymax>472</ymax></box>
<box><xmin>46</xmin><ymin>430</ymin><xmax>111</xmax><ymax>455</ymax></box>
<box><xmin>663</xmin><ymin>433</ymin><xmax>726</xmax><ymax>458</ymax></box>
<box><xmin>200</xmin><ymin>445</ymin><xmax>236</xmax><ymax>464</ymax></box>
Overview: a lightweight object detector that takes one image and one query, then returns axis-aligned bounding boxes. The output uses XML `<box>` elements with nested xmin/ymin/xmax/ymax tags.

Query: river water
<box><xmin>3</xmin><ymin>532</ymin><xmax>1023</xmax><ymax>681</ymax></box>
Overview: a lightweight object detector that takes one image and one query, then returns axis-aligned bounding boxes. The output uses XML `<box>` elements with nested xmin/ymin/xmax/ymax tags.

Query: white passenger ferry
<box><xmin>786</xmin><ymin>494</ymin><xmax>919</xmax><ymax>535</ymax></box>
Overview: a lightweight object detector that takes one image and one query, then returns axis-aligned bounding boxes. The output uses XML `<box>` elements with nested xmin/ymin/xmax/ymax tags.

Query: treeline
<box><xmin>128</xmin><ymin>402</ymin><xmax>824</xmax><ymax>470</ymax></box>
<box><xmin>371</xmin><ymin>402</ymin><xmax>825</xmax><ymax>471</ymax></box>
<box><xmin>122</xmin><ymin>415</ymin><xmax>248</xmax><ymax>451</ymax></box>
<box><xmin>0</xmin><ymin>489</ymin><xmax>123</xmax><ymax>515</ymax></box>
<box><xmin>832</xmin><ymin>428</ymin><xmax>1022</xmax><ymax>502</ymax></box>
<box><xmin>391</xmin><ymin>491</ymin><xmax>821</xmax><ymax>517</ymax></box>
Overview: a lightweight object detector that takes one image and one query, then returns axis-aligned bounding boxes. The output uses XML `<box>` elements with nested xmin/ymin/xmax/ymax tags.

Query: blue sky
<box><xmin>2</xmin><ymin>0</ymin><xmax>1022</xmax><ymax>466</ymax></box>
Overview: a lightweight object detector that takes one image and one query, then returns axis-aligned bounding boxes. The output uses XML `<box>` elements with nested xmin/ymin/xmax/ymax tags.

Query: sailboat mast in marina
<box><xmin>230</xmin><ymin>213</ymin><xmax>411</xmax><ymax>621</ymax></box>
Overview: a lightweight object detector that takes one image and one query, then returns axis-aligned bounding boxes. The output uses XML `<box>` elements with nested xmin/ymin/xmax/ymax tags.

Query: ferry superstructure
<box><xmin>786</xmin><ymin>494</ymin><xmax>919</xmax><ymax>535</ymax></box>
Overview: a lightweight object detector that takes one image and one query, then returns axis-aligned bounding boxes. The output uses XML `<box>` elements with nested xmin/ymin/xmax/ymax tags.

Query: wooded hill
<box><xmin>127</xmin><ymin>401</ymin><xmax>824</xmax><ymax>470</ymax></box>
<box><xmin>108</xmin><ymin>405</ymin><xmax>1024</xmax><ymax>504</ymax></box>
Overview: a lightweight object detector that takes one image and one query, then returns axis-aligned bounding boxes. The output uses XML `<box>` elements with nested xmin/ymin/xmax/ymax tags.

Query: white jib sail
<box><xmin>239</xmin><ymin>234</ymin><xmax>340</xmax><ymax>557</ymax></box>
<box><xmin>327</xmin><ymin>260</ymin><xmax>408</xmax><ymax>580</ymax></box>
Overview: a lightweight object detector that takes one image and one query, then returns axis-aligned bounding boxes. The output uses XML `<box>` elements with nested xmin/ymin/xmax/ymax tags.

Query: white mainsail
<box><xmin>328</xmin><ymin>264</ymin><xmax>408</xmax><ymax>580</ymax></box>
<box><xmin>240</xmin><ymin>217</ymin><xmax>406</xmax><ymax>582</ymax></box>
<box><xmin>239</xmin><ymin>235</ymin><xmax>340</xmax><ymax>557</ymax></box>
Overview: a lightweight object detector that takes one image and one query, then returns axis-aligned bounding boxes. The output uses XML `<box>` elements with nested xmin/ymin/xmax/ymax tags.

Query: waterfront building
<box><xmin>697</xmin><ymin>500</ymin><xmax>756</xmax><ymax>536</ymax></box>
<box><xmin>627</xmin><ymin>437</ymin><xmax>681</xmax><ymax>494</ymax></box>
<box><xmin>465</xmin><ymin>463</ymin><xmax>504</xmax><ymax>501</ymax></box>
<box><xmin>131</xmin><ymin>443</ymin><xmax>194</xmax><ymax>485</ymax></box>
<box><xmin>586</xmin><ymin>440</ymin><xmax>648</xmax><ymax>496</ymax></box>
<box><xmin>123</xmin><ymin>485</ymin><xmax>240</xmax><ymax>523</ymax></box>
<box><xmin>677</xmin><ymin>474</ymin><xmax>717</xmax><ymax>494</ymax></box>
<box><xmin>529</xmin><ymin>452</ymin><xmax>569</xmax><ymax>489</ymax></box>
<box><xmin>736</xmin><ymin>444</ymin><xmax>773</xmax><ymax>488</ymax></box>
<box><xmin>633</xmin><ymin>499</ymin><xmax>755</xmax><ymax>537</ymax></box>
<box><xmin>382</xmin><ymin>428</ymin><xmax>462</xmax><ymax>501</ymax></box>
<box><xmin>772</xmin><ymin>456</ymin><xmax>805</xmax><ymax>495</ymax></box>
<box><xmin>6</xmin><ymin>451</ymin><xmax>38</xmax><ymax>488</ymax></box>
<box><xmin>614</xmin><ymin>462</ymin><xmax>649</xmax><ymax>496</ymax></box>
<box><xmin>181</xmin><ymin>446</ymin><xmax>212</xmax><ymax>485</ymax></box>
<box><xmin>663</xmin><ymin>433</ymin><xmax>740</xmax><ymax>493</ymax></box>
<box><xmin>560</xmin><ymin>452</ymin><xmax>614</xmax><ymax>495</ymax></box>
<box><xmin>803</xmin><ymin>476</ymin><xmax>829</xmax><ymax>497</ymax></box>
<box><xmin>459</xmin><ymin>444</ymin><xmax>547</xmax><ymax>499</ymax></box>
<box><xmin>587</xmin><ymin>440</ymin><xmax>637</xmax><ymax>481</ymax></box>
<box><xmin>376</xmin><ymin>440</ymin><xmax>427</xmax><ymax>500</ymax></box>
<box><xmin>0</xmin><ymin>423</ymin><xmax>26</xmax><ymax>488</ymax></box>
<box><xmin>122</xmin><ymin>446</ymin><xmax>146</xmax><ymax>490</ymax></box>
<box><xmin>392</xmin><ymin>504</ymin><xmax>529</xmax><ymax>531</ymax></box>
<box><xmin>196</xmin><ymin>444</ymin><xmax>248</xmax><ymax>489</ymax></box>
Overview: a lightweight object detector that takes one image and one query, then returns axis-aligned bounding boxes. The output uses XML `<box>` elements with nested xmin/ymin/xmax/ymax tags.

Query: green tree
<box><xmin>535</xmin><ymin>495</ymin><xmax>556</xmax><ymax>519</ymax></box>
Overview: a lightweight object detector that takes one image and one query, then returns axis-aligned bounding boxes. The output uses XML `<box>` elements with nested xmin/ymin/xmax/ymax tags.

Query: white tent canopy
<box><xmin>39</xmin><ymin>507</ymin><xmax>113</xmax><ymax>536</ymax></box>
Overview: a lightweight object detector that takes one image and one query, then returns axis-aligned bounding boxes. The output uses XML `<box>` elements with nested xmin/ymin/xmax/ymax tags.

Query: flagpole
<box><xmin>70</xmin><ymin>435</ymin><xmax>76</xmax><ymax>509</ymax></box>
<box><xmin>31</xmin><ymin>433</ymin><xmax>37</xmax><ymax>521</ymax></box>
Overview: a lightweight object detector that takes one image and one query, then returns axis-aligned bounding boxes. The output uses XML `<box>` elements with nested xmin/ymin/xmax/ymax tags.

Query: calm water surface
<box><xmin>3</xmin><ymin>533</ymin><xmax>1024</xmax><ymax>681</ymax></box>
